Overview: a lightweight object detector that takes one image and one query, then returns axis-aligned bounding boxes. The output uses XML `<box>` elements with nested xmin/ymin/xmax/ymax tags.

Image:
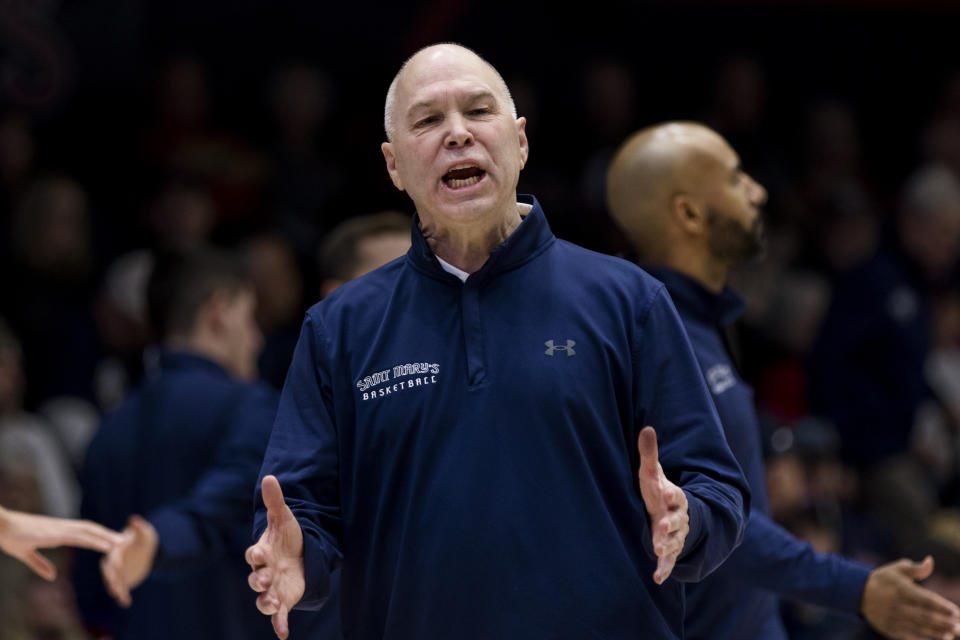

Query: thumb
<box><xmin>128</xmin><ymin>515</ymin><xmax>152</xmax><ymax>538</ymax></box>
<box><xmin>262</xmin><ymin>475</ymin><xmax>289</xmax><ymax>523</ymax></box>
<box><xmin>907</xmin><ymin>555</ymin><xmax>935</xmax><ymax>581</ymax></box>
<box><xmin>638</xmin><ymin>426</ymin><xmax>660</xmax><ymax>483</ymax></box>
<box><xmin>24</xmin><ymin>550</ymin><xmax>58</xmax><ymax>581</ymax></box>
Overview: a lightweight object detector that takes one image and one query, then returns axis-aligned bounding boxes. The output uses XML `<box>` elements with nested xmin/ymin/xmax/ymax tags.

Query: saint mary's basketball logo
<box><xmin>356</xmin><ymin>362</ymin><xmax>440</xmax><ymax>401</ymax></box>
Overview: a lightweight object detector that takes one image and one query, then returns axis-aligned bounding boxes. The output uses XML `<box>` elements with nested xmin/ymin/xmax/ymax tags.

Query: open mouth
<box><xmin>442</xmin><ymin>164</ymin><xmax>486</xmax><ymax>189</ymax></box>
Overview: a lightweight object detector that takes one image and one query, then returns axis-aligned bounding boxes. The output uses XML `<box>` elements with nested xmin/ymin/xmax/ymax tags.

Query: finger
<box><xmin>661</xmin><ymin>484</ymin><xmax>687</xmax><ymax>510</ymax></box>
<box><xmin>257</xmin><ymin>591</ymin><xmax>280</xmax><ymax>616</ymax></box>
<box><xmin>653</xmin><ymin>553</ymin><xmax>677</xmax><ymax>585</ymax></box>
<box><xmin>101</xmin><ymin>557</ymin><xmax>132</xmax><ymax>608</ymax></box>
<box><xmin>637</xmin><ymin>427</ymin><xmax>660</xmax><ymax>483</ymax></box>
<box><xmin>248</xmin><ymin>566</ymin><xmax>271</xmax><ymax>593</ymax></box>
<box><xmin>897</xmin><ymin>605</ymin><xmax>960</xmax><ymax>638</ymax></box>
<box><xmin>23</xmin><ymin>550</ymin><xmax>57</xmax><ymax>581</ymax></box>
<box><xmin>907</xmin><ymin>555</ymin><xmax>936</xmax><ymax>582</ymax></box>
<box><xmin>129</xmin><ymin>514</ymin><xmax>151</xmax><ymax>533</ymax></box>
<box><xmin>902</xmin><ymin>580</ymin><xmax>960</xmax><ymax>617</ymax></box>
<box><xmin>272</xmin><ymin>602</ymin><xmax>290</xmax><ymax>640</ymax></box>
<box><xmin>246</xmin><ymin>542</ymin><xmax>268</xmax><ymax>569</ymax></box>
<box><xmin>655</xmin><ymin>528</ymin><xmax>686</xmax><ymax>558</ymax></box>
<box><xmin>60</xmin><ymin>521</ymin><xmax>124</xmax><ymax>553</ymax></box>
<box><xmin>891</xmin><ymin>599</ymin><xmax>960</xmax><ymax>639</ymax></box>
<box><xmin>898</xmin><ymin>590</ymin><xmax>960</xmax><ymax>637</ymax></box>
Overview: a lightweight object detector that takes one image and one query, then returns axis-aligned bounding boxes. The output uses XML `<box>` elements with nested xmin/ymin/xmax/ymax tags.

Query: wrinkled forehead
<box><xmin>396</xmin><ymin>47</ymin><xmax>505</xmax><ymax>109</ymax></box>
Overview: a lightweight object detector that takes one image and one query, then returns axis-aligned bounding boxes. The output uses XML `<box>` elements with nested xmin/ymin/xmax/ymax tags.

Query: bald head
<box><xmin>607</xmin><ymin>122</ymin><xmax>767</xmax><ymax>289</ymax></box>
<box><xmin>607</xmin><ymin>122</ymin><xmax>732</xmax><ymax>260</ymax></box>
<box><xmin>383</xmin><ymin>43</ymin><xmax>516</xmax><ymax>142</ymax></box>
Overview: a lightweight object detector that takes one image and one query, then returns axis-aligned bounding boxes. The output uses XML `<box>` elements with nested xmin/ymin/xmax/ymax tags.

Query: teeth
<box><xmin>448</xmin><ymin>163</ymin><xmax>477</xmax><ymax>171</ymax></box>
<box><xmin>447</xmin><ymin>175</ymin><xmax>481</xmax><ymax>188</ymax></box>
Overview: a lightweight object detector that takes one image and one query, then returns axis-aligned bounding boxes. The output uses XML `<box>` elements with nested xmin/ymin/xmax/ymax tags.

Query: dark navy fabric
<box><xmin>808</xmin><ymin>248</ymin><xmax>932</xmax><ymax>469</ymax></box>
<box><xmin>75</xmin><ymin>351</ymin><xmax>280</xmax><ymax>640</ymax></box>
<box><xmin>648</xmin><ymin>268</ymin><xmax>871</xmax><ymax>640</ymax></box>
<box><xmin>255</xmin><ymin>196</ymin><xmax>750</xmax><ymax>640</ymax></box>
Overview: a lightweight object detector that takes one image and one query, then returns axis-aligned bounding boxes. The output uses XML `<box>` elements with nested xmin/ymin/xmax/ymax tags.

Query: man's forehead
<box><xmin>397</xmin><ymin>47</ymin><xmax>502</xmax><ymax>104</ymax></box>
<box><xmin>677</xmin><ymin>129</ymin><xmax>737</xmax><ymax>171</ymax></box>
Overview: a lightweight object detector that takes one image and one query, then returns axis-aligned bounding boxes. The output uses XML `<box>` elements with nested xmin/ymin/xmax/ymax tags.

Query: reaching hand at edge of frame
<box><xmin>100</xmin><ymin>514</ymin><xmax>159</xmax><ymax>607</ymax></box>
<box><xmin>246</xmin><ymin>475</ymin><xmax>305</xmax><ymax>640</ymax></box>
<box><xmin>637</xmin><ymin>426</ymin><xmax>689</xmax><ymax>585</ymax></box>
<box><xmin>0</xmin><ymin>504</ymin><xmax>124</xmax><ymax>581</ymax></box>
<box><xmin>861</xmin><ymin>555</ymin><xmax>960</xmax><ymax>640</ymax></box>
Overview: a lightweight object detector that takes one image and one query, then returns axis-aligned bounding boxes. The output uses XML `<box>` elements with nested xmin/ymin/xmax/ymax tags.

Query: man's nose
<box><xmin>444</xmin><ymin>113</ymin><xmax>473</xmax><ymax>148</ymax></box>
<box><xmin>749</xmin><ymin>175</ymin><xmax>768</xmax><ymax>205</ymax></box>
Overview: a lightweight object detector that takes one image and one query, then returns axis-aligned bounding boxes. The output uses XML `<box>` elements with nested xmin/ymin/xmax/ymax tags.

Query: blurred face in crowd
<box><xmin>217</xmin><ymin>288</ymin><xmax>263</xmax><ymax>381</ymax></box>
<box><xmin>381</xmin><ymin>45</ymin><xmax>528</xmax><ymax>228</ymax></box>
<box><xmin>246</xmin><ymin>238</ymin><xmax>303</xmax><ymax>330</ymax></box>
<box><xmin>0</xmin><ymin>345</ymin><xmax>24</xmax><ymax>415</ymax></box>
<box><xmin>350</xmin><ymin>231</ymin><xmax>411</xmax><ymax>280</ymax></box>
<box><xmin>902</xmin><ymin>203</ymin><xmax>960</xmax><ymax>281</ymax></box>
<box><xmin>696</xmin><ymin>131</ymin><xmax>768</xmax><ymax>264</ymax></box>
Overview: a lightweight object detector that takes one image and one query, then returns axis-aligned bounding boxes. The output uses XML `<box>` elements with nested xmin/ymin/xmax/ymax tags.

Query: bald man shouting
<box><xmin>607</xmin><ymin>121</ymin><xmax>960</xmax><ymax>640</ymax></box>
<box><xmin>246</xmin><ymin>47</ymin><xmax>750</xmax><ymax>640</ymax></box>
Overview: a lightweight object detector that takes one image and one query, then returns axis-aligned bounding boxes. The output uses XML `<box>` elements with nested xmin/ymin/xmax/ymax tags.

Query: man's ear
<box><xmin>381</xmin><ymin>142</ymin><xmax>405</xmax><ymax>191</ymax></box>
<box><xmin>198</xmin><ymin>290</ymin><xmax>230</xmax><ymax>334</ymax></box>
<box><xmin>516</xmin><ymin>116</ymin><xmax>529</xmax><ymax>170</ymax></box>
<box><xmin>670</xmin><ymin>193</ymin><xmax>706</xmax><ymax>235</ymax></box>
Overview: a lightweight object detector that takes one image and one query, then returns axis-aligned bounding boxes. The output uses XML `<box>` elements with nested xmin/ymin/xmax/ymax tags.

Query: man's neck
<box><xmin>421</xmin><ymin>201</ymin><xmax>531</xmax><ymax>274</ymax></box>
<box><xmin>165</xmin><ymin>332</ymin><xmax>234</xmax><ymax>376</ymax></box>
<box><xmin>655</xmin><ymin>249</ymin><xmax>729</xmax><ymax>294</ymax></box>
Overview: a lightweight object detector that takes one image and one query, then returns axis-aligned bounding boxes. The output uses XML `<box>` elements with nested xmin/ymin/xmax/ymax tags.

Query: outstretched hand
<box><xmin>100</xmin><ymin>514</ymin><xmax>158</xmax><ymax>607</ymax></box>
<box><xmin>246</xmin><ymin>475</ymin><xmax>305</xmax><ymax>640</ymax></box>
<box><xmin>637</xmin><ymin>426</ymin><xmax>689</xmax><ymax>584</ymax></box>
<box><xmin>0</xmin><ymin>505</ymin><xmax>124</xmax><ymax>581</ymax></box>
<box><xmin>861</xmin><ymin>555</ymin><xmax>960</xmax><ymax>640</ymax></box>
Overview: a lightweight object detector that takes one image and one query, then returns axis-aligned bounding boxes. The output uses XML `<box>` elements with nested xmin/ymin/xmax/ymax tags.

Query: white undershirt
<box><xmin>436</xmin><ymin>256</ymin><xmax>470</xmax><ymax>282</ymax></box>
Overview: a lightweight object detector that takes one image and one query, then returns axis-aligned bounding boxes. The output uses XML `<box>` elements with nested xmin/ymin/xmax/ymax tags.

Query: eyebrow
<box><xmin>406</xmin><ymin>90</ymin><xmax>498</xmax><ymax>119</ymax></box>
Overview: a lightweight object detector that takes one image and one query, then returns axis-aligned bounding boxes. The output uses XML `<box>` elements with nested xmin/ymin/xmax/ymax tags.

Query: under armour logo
<box><xmin>545</xmin><ymin>339</ymin><xmax>576</xmax><ymax>356</ymax></box>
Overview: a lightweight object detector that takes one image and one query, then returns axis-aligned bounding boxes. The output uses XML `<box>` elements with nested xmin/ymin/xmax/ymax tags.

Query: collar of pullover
<box><xmin>406</xmin><ymin>194</ymin><xmax>556</xmax><ymax>286</ymax></box>
<box><xmin>644</xmin><ymin>267</ymin><xmax>746</xmax><ymax>328</ymax></box>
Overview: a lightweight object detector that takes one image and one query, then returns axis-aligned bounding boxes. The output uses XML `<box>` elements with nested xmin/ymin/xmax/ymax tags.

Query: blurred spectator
<box><xmin>810</xmin><ymin>164</ymin><xmax>960</xmax><ymax>550</ymax></box>
<box><xmin>242</xmin><ymin>234</ymin><xmax>304</xmax><ymax>389</ymax></box>
<box><xmin>0</xmin><ymin>318</ymin><xmax>79</xmax><ymax>520</ymax></box>
<box><xmin>144</xmin><ymin>178</ymin><xmax>216</xmax><ymax>252</ymax></box>
<box><xmin>317</xmin><ymin>210</ymin><xmax>411</xmax><ymax>298</ymax></box>
<box><xmin>2</xmin><ymin>175</ymin><xmax>101</xmax><ymax>408</ymax></box>
<box><xmin>142</xmin><ymin>55</ymin><xmax>266</xmax><ymax>226</ymax></box>
<box><xmin>92</xmin><ymin>250</ymin><xmax>155</xmax><ymax>413</ymax></box>
<box><xmin>74</xmin><ymin>248</ymin><xmax>276</xmax><ymax>640</ymax></box>
<box><xmin>754</xmin><ymin>271</ymin><xmax>832</xmax><ymax>423</ymax></box>
<box><xmin>264</xmin><ymin>62</ymin><xmax>347</xmax><ymax>258</ymax></box>
<box><xmin>575</xmin><ymin>58</ymin><xmax>639</xmax><ymax>253</ymax></box>
<box><xmin>922</xmin><ymin>69</ymin><xmax>960</xmax><ymax>179</ymax></box>
<box><xmin>0</xmin><ymin>319</ymin><xmax>89</xmax><ymax>640</ymax></box>
<box><xmin>0</xmin><ymin>110</ymin><xmax>37</xmax><ymax>216</ymax></box>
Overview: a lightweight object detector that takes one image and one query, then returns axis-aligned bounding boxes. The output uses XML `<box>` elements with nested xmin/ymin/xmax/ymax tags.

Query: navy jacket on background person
<box><xmin>808</xmin><ymin>247</ymin><xmax>932</xmax><ymax>470</ymax></box>
<box><xmin>75</xmin><ymin>351</ymin><xmax>282</xmax><ymax>640</ymax></box>
<box><xmin>647</xmin><ymin>268</ymin><xmax>871</xmax><ymax>640</ymax></box>
<box><xmin>255</xmin><ymin>196</ymin><xmax>750</xmax><ymax>640</ymax></box>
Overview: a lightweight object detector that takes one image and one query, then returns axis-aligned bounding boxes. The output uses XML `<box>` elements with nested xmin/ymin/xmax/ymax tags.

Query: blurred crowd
<box><xmin>3</xmin><ymin>2</ymin><xmax>960</xmax><ymax>638</ymax></box>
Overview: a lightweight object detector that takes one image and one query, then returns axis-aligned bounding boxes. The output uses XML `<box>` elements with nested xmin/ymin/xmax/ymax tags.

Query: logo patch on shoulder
<box><xmin>706</xmin><ymin>364</ymin><xmax>736</xmax><ymax>395</ymax></box>
<box><xmin>356</xmin><ymin>361</ymin><xmax>440</xmax><ymax>401</ymax></box>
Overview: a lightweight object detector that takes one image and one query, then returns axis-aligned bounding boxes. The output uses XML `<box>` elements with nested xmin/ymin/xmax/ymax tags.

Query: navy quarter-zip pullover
<box><xmin>75</xmin><ymin>351</ymin><xmax>281</xmax><ymax>640</ymax></box>
<box><xmin>648</xmin><ymin>268</ymin><xmax>871</xmax><ymax>640</ymax></box>
<box><xmin>257</xmin><ymin>196</ymin><xmax>750</xmax><ymax>639</ymax></box>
